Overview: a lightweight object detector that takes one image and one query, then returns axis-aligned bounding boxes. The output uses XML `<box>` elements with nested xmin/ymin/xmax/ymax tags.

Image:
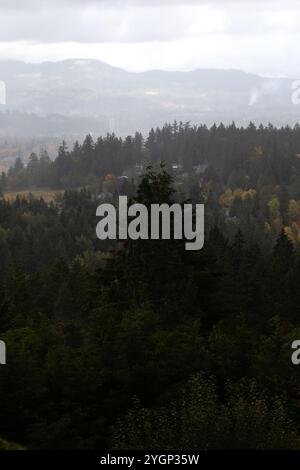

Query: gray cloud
<box><xmin>0</xmin><ymin>0</ymin><xmax>299</xmax><ymax>77</ymax></box>
<box><xmin>0</xmin><ymin>5</ymin><xmax>196</xmax><ymax>43</ymax></box>
<box><xmin>0</xmin><ymin>0</ymin><xmax>296</xmax><ymax>8</ymax></box>
<box><xmin>0</xmin><ymin>0</ymin><xmax>298</xmax><ymax>43</ymax></box>
<box><xmin>0</xmin><ymin>0</ymin><xmax>201</xmax><ymax>9</ymax></box>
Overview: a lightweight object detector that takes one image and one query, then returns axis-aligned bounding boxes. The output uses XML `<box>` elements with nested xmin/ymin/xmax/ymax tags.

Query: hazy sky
<box><xmin>0</xmin><ymin>0</ymin><xmax>299</xmax><ymax>76</ymax></box>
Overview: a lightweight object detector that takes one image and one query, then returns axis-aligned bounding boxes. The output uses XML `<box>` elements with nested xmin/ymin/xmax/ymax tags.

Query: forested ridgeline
<box><xmin>3</xmin><ymin>121</ymin><xmax>300</xmax><ymax>191</ymax></box>
<box><xmin>3</xmin><ymin>122</ymin><xmax>300</xmax><ymax>251</ymax></box>
<box><xmin>0</xmin><ymin>127</ymin><xmax>300</xmax><ymax>449</ymax></box>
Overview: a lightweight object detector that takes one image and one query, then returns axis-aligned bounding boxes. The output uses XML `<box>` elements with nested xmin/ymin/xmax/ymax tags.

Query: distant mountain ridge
<box><xmin>0</xmin><ymin>59</ymin><xmax>298</xmax><ymax>136</ymax></box>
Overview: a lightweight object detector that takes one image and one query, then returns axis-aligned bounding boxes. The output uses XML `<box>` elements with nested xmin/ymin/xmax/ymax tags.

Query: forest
<box><xmin>0</xmin><ymin>122</ymin><xmax>300</xmax><ymax>449</ymax></box>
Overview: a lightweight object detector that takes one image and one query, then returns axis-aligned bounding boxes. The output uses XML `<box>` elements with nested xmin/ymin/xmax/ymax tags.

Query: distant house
<box><xmin>172</xmin><ymin>163</ymin><xmax>183</xmax><ymax>173</ymax></box>
<box><xmin>193</xmin><ymin>163</ymin><xmax>208</xmax><ymax>175</ymax></box>
<box><xmin>96</xmin><ymin>192</ymin><xmax>114</xmax><ymax>203</ymax></box>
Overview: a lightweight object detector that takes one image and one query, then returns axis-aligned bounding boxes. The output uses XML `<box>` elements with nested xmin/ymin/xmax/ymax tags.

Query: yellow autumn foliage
<box><xmin>219</xmin><ymin>188</ymin><xmax>256</xmax><ymax>207</ymax></box>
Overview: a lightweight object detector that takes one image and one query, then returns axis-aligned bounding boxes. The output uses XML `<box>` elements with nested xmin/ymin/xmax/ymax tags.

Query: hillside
<box><xmin>0</xmin><ymin>59</ymin><xmax>298</xmax><ymax>136</ymax></box>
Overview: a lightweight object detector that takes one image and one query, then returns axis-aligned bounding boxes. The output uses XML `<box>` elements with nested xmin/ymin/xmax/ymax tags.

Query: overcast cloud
<box><xmin>0</xmin><ymin>0</ymin><xmax>299</xmax><ymax>76</ymax></box>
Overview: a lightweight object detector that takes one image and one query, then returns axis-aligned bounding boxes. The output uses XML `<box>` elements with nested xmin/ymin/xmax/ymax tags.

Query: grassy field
<box><xmin>3</xmin><ymin>189</ymin><xmax>64</xmax><ymax>203</ymax></box>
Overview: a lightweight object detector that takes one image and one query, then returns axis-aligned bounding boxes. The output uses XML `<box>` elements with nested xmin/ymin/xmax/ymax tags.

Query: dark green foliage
<box><xmin>0</xmin><ymin>129</ymin><xmax>300</xmax><ymax>449</ymax></box>
<box><xmin>113</xmin><ymin>375</ymin><xmax>298</xmax><ymax>450</ymax></box>
<box><xmin>3</xmin><ymin>122</ymin><xmax>300</xmax><ymax>192</ymax></box>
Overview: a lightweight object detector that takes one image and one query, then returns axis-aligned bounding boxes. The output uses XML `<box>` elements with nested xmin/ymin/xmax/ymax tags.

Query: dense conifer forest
<box><xmin>0</xmin><ymin>122</ymin><xmax>300</xmax><ymax>449</ymax></box>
